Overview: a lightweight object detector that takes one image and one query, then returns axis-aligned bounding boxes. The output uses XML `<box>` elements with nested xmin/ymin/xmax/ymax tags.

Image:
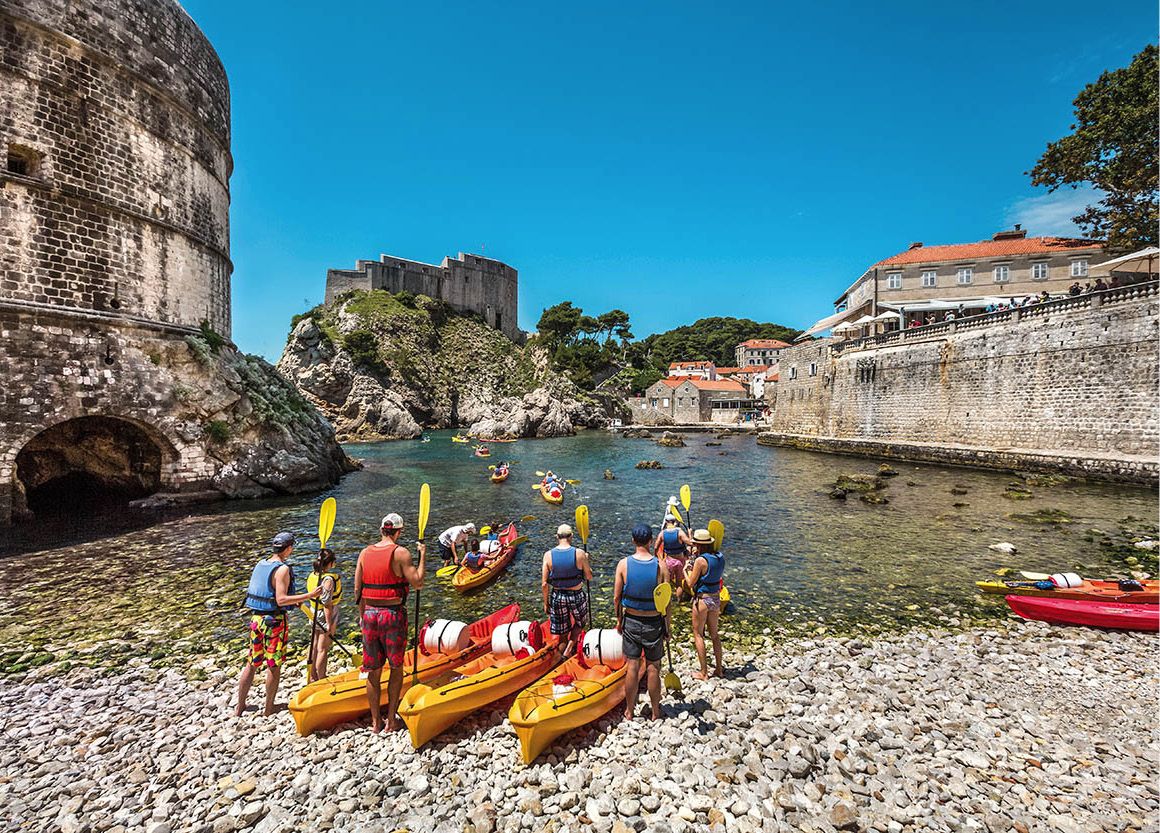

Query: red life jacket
<box><xmin>360</xmin><ymin>542</ymin><xmax>408</xmax><ymax>606</ymax></box>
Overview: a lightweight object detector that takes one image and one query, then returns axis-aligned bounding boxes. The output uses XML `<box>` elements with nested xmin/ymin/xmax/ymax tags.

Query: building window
<box><xmin>1070</xmin><ymin>260</ymin><xmax>1088</xmax><ymax>277</ymax></box>
<box><xmin>6</xmin><ymin>144</ymin><xmax>41</xmax><ymax>177</ymax></box>
<box><xmin>886</xmin><ymin>273</ymin><xmax>902</xmax><ymax>289</ymax></box>
<box><xmin>649</xmin><ymin>398</ymin><xmax>657</xmax><ymax>407</ymax></box>
<box><xmin>678</xmin><ymin>397</ymin><xmax>684</xmax><ymax>406</ymax></box>
<box><xmin>921</xmin><ymin>271</ymin><xmax>937</xmax><ymax>287</ymax></box>
<box><xmin>809</xmin><ymin>362</ymin><xmax>818</xmax><ymax>376</ymax></box>
<box><xmin>993</xmin><ymin>265</ymin><xmax>1010</xmax><ymax>283</ymax></box>
<box><xmin>495</xmin><ymin>312</ymin><xmax>502</xmax><ymax>331</ymax></box>
<box><xmin>1031</xmin><ymin>262</ymin><xmax>1049</xmax><ymax>280</ymax></box>
<box><xmin>662</xmin><ymin>398</ymin><xmax>670</xmax><ymax>407</ymax></box>
<box><xmin>956</xmin><ymin>268</ymin><xmax>973</xmax><ymax>285</ymax></box>
<box><xmin>788</xmin><ymin>366</ymin><xmax>797</xmax><ymax>380</ymax></box>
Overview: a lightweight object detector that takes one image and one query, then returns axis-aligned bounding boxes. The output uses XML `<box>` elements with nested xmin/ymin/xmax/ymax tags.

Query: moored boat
<box><xmin>452</xmin><ymin>523</ymin><xmax>518</xmax><ymax>593</ymax></box>
<box><xmin>287</xmin><ymin>603</ymin><xmax>520</xmax><ymax>735</ymax></box>
<box><xmin>509</xmin><ymin>654</ymin><xmax>626</xmax><ymax>763</ymax></box>
<box><xmin>400</xmin><ymin>623</ymin><xmax>561</xmax><ymax>748</ymax></box>
<box><xmin>1005</xmin><ymin>595</ymin><xmax>1159</xmax><ymax>632</ymax></box>
<box><xmin>977</xmin><ymin>578</ymin><xmax>1157</xmax><ymax>604</ymax></box>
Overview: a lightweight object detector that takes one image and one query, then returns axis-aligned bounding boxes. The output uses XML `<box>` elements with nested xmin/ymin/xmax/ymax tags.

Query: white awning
<box><xmin>1094</xmin><ymin>247</ymin><xmax>1159</xmax><ymax>274</ymax></box>
<box><xmin>850</xmin><ymin>314</ymin><xmax>877</xmax><ymax>325</ymax></box>
<box><xmin>871</xmin><ymin>310</ymin><xmax>898</xmax><ymax>321</ymax></box>
<box><xmin>797</xmin><ymin>308</ymin><xmax>856</xmax><ymax>340</ymax></box>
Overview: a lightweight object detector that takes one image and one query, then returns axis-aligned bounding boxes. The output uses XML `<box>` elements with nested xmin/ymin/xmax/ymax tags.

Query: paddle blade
<box><xmin>680</xmin><ymin>484</ymin><xmax>691</xmax><ymax>511</ymax></box>
<box><xmin>1020</xmin><ymin>571</ymin><xmax>1051</xmax><ymax>581</ymax></box>
<box><xmin>511</xmin><ymin>535</ymin><xmax>529</xmax><ymax>547</ymax></box>
<box><xmin>536</xmin><ymin>471</ymin><xmax>546</xmax><ymax>477</ymax></box>
<box><xmin>519</xmin><ymin>515</ymin><xmax>536</xmax><ymax>523</ymax></box>
<box><xmin>664</xmin><ymin>670</ymin><xmax>682</xmax><ymax>692</ymax></box>
<box><xmin>669</xmin><ymin>505</ymin><xmax>683</xmax><ymax>524</ymax></box>
<box><xmin>488</xmin><ymin>465</ymin><xmax>496</xmax><ymax>470</ymax></box>
<box><xmin>708</xmin><ymin>519</ymin><xmax>724</xmax><ymax>552</ymax></box>
<box><xmin>719</xmin><ymin>584</ymin><xmax>731</xmax><ymax>604</ymax></box>
<box><xmin>653</xmin><ymin>582</ymin><xmax>672</xmax><ymax>614</ymax></box>
<box><xmin>575</xmin><ymin>505</ymin><xmax>590</xmax><ymax>546</ymax></box>
<box><xmin>565</xmin><ymin>479</ymin><xmax>581</xmax><ymax>485</ymax></box>
<box><xmin>436</xmin><ymin>564</ymin><xmax>459</xmax><ymax>578</ymax></box>
<box><xmin>318</xmin><ymin>497</ymin><xmax>337</xmax><ymax>548</ymax></box>
<box><xmin>418</xmin><ymin>483</ymin><xmax>431</xmax><ymax>540</ymax></box>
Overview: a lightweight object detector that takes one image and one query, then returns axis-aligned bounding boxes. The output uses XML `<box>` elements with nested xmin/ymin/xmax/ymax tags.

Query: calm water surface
<box><xmin>1</xmin><ymin>431</ymin><xmax>1155</xmax><ymax>669</ymax></box>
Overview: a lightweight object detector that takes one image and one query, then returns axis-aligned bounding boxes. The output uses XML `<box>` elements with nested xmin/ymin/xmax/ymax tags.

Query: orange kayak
<box><xmin>452</xmin><ymin>524</ymin><xmax>517</xmax><ymax>594</ymax></box>
<box><xmin>490</xmin><ymin>468</ymin><xmax>509</xmax><ymax>483</ymax></box>
<box><xmin>286</xmin><ymin>603</ymin><xmax>520</xmax><ymax>735</ymax></box>
<box><xmin>976</xmin><ymin>578</ymin><xmax>1158</xmax><ymax>604</ymax></box>
<box><xmin>400</xmin><ymin>625</ymin><xmax>562</xmax><ymax>748</ymax></box>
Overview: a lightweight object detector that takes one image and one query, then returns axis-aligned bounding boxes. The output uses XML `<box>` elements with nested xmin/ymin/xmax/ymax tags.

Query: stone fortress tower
<box><xmin>0</xmin><ymin>0</ymin><xmax>347</xmax><ymax>523</ymax></box>
<box><xmin>325</xmin><ymin>252</ymin><xmax>520</xmax><ymax>342</ymax></box>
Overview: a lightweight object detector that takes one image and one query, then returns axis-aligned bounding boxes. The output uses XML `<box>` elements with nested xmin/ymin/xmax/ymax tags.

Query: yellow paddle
<box><xmin>705</xmin><ymin>519</ymin><xmax>730</xmax><ymax>604</ymax></box>
<box><xmin>306</xmin><ymin>497</ymin><xmax>338</xmax><ymax>682</ymax></box>
<box><xmin>575</xmin><ymin>505</ymin><xmax>592</xmax><ymax>627</ymax></box>
<box><xmin>668</xmin><ymin>504</ymin><xmax>683</xmax><ymax>525</ymax></box>
<box><xmin>653</xmin><ymin>583</ymin><xmax>680</xmax><ymax>691</ymax></box>
<box><xmin>413</xmin><ymin>483</ymin><xmax>431</xmax><ymax>681</ymax></box>
<box><xmin>1020</xmin><ymin>571</ymin><xmax>1051</xmax><ymax>581</ymax></box>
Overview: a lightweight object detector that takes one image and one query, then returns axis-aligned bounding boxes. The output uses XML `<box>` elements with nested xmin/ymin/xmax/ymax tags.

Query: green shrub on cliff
<box><xmin>342</xmin><ymin>330</ymin><xmax>388</xmax><ymax>373</ymax></box>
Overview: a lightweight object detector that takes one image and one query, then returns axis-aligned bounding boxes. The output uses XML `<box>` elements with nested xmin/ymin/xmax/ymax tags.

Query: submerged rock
<box><xmin>655</xmin><ymin>431</ymin><xmax>686</xmax><ymax>448</ymax></box>
<box><xmin>988</xmin><ymin>542</ymin><xmax>1018</xmax><ymax>555</ymax></box>
<box><xmin>636</xmin><ymin>460</ymin><xmax>664</xmax><ymax>470</ymax></box>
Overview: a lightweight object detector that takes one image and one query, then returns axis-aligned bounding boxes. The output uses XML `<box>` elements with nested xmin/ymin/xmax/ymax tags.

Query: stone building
<box><xmin>764</xmin><ymin>282</ymin><xmax>1159</xmax><ymax>482</ymax></box>
<box><xmin>324</xmin><ymin>252</ymin><xmax>520</xmax><ymax>342</ymax></box>
<box><xmin>832</xmin><ymin>226</ymin><xmax>1109</xmax><ymax>326</ymax></box>
<box><xmin>735</xmin><ymin>339</ymin><xmax>790</xmax><ymax>368</ymax></box>
<box><xmin>0</xmin><ymin>0</ymin><xmax>349</xmax><ymax>524</ymax></box>
<box><xmin>631</xmin><ymin>377</ymin><xmax>751</xmax><ymax>424</ymax></box>
<box><xmin>667</xmin><ymin>360</ymin><xmax>716</xmax><ymax>379</ymax></box>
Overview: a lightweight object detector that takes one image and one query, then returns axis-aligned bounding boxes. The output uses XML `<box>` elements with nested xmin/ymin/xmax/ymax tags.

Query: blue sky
<box><xmin>181</xmin><ymin>0</ymin><xmax>1154</xmax><ymax>360</ymax></box>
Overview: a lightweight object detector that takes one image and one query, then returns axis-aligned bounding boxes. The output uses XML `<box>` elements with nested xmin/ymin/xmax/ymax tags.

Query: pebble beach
<box><xmin>5</xmin><ymin>619</ymin><xmax>1156</xmax><ymax>833</ymax></box>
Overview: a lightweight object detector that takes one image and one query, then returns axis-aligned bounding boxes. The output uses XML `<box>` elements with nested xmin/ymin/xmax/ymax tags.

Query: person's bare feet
<box><xmin>622</xmin><ymin>713</ymin><xmax>634</xmax><ymax>723</ymax></box>
<box><xmin>712</xmin><ymin>668</ymin><xmax>725</xmax><ymax>678</ymax></box>
<box><xmin>691</xmin><ymin>671</ymin><xmax>708</xmax><ymax>681</ymax></box>
<box><xmin>386</xmin><ymin>718</ymin><xmax>404</xmax><ymax>732</ymax></box>
<box><xmin>371</xmin><ymin>720</ymin><xmax>384</xmax><ymax>734</ymax></box>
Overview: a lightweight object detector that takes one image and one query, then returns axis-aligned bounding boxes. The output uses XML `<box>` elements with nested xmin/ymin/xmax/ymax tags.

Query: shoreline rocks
<box><xmin>1</xmin><ymin>622</ymin><xmax>1154</xmax><ymax>833</ymax></box>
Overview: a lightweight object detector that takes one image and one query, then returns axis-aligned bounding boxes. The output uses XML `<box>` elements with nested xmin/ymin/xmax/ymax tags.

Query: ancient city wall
<box><xmin>765</xmin><ymin>283</ymin><xmax>1160</xmax><ymax>482</ymax></box>
<box><xmin>0</xmin><ymin>0</ymin><xmax>232</xmax><ymax>334</ymax></box>
<box><xmin>325</xmin><ymin>252</ymin><xmax>520</xmax><ymax>342</ymax></box>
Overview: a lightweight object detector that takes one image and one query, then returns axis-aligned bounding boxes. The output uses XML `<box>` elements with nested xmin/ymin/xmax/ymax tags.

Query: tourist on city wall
<box><xmin>236</xmin><ymin>532</ymin><xmax>323</xmax><ymax>717</ymax></box>
<box><xmin>614</xmin><ymin>524</ymin><xmax>670</xmax><ymax>722</ymax></box>
<box><xmin>542</xmin><ymin>524</ymin><xmax>593</xmax><ymax>657</ymax></box>
<box><xmin>305</xmin><ymin>547</ymin><xmax>341</xmax><ymax>682</ymax></box>
<box><xmin>354</xmin><ymin>513</ymin><xmax>425</xmax><ymax>733</ymax></box>
<box><xmin>1092</xmin><ymin>278</ymin><xmax>1109</xmax><ymax>292</ymax></box>
<box><xmin>1069</xmin><ymin>282</ymin><xmax>1083</xmax><ymax>296</ymax></box>
<box><xmin>685</xmin><ymin>528</ymin><xmax>725</xmax><ymax>680</ymax></box>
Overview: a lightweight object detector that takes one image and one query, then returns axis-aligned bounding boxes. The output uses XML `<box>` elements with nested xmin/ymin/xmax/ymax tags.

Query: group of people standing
<box><xmin>235</xmin><ymin>508</ymin><xmax>727</xmax><ymax>731</ymax></box>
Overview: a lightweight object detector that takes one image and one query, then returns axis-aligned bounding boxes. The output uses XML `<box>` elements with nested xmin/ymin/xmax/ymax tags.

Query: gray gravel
<box><xmin>1</xmin><ymin>620</ymin><xmax>1155</xmax><ymax>833</ymax></box>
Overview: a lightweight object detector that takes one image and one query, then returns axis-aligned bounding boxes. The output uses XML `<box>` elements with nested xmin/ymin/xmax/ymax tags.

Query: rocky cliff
<box><xmin>277</xmin><ymin>291</ymin><xmax>612</xmax><ymax>440</ymax></box>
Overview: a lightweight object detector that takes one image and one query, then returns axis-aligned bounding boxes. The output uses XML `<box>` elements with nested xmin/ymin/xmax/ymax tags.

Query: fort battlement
<box><xmin>325</xmin><ymin>251</ymin><xmax>519</xmax><ymax>342</ymax></box>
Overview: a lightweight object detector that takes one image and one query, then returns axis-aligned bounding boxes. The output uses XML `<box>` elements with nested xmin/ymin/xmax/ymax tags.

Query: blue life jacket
<box><xmin>549</xmin><ymin>546</ymin><xmax>581</xmax><ymax>588</ymax></box>
<box><xmin>486</xmin><ymin>531</ymin><xmax>499</xmax><ymax>542</ymax></box>
<box><xmin>623</xmin><ymin>556</ymin><xmax>659</xmax><ymax>612</ymax></box>
<box><xmin>464</xmin><ymin>552</ymin><xmax>484</xmax><ymax>569</ymax></box>
<box><xmin>244</xmin><ymin>558</ymin><xmax>296</xmax><ymax>614</ymax></box>
<box><xmin>695</xmin><ymin>551</ymin><xmax>725</xmax><ymax>595</ymax></box>
<box><xmin>662</xmin><ymin>528</ymin><xmax>684</xmax><ymax>556</ymax></box>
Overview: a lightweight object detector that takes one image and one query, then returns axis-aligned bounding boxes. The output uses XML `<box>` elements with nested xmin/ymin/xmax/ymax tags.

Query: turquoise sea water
<box><xmin>0</xmin><ymin>430</ymin><xmax>1155</xmax><ymax>669</ymax></box>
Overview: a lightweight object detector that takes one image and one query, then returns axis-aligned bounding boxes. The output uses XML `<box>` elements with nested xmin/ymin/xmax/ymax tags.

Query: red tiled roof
<box><xmin>715</xmin><ymin>366</ymin><xmax>741</xmax><ymax>375</ymax></box>
<box><xmin>686</xmin><ymin>378</ymin><xmax>747</xmax><ymax>392</ymax></box>
<box><xmin>873</xmin><ymin>236</ymin><xmax>1101</xmax><ymax>267</ymax></box>
<box><xmin>669</xmin><ymin>360</ymin><xmax>713</xmax><ymax>369</ymax></box>
<box><xmin>767</xmin><ymin>372</ymin><xmax>779</xmax><ymax>382</ymax></box>
<box><xmin>658</xmin><ymin>376</ymin><xmax>691</xmax><ymax>388</ymax></box>
<box><xmin>738</xmin><ymin>339</ymin><xmax>790</xmax><ymax>349</ymax></box>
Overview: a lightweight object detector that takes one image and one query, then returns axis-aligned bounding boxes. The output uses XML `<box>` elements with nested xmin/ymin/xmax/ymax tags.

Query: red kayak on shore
<box><xmin>1006</xmin><ymin>595</ymin><xmax>1159</xmax><ymax>632</ymax></box>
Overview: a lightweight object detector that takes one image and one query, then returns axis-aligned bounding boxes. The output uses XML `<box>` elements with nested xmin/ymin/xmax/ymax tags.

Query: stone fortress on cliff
<box><xmin>0</xmin><ymin>0</ymin><xmax>347</xmax><ymax>524</ymax></box>
<box><xmin>325</xmin><ymin>251</ymin><xmax>521</xmax><ymax>342</ymax></box>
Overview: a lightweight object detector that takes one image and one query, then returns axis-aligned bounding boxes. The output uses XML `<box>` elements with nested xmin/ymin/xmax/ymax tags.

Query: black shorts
<box><xmin>439</xmin><ymin>543</ymin><xmax>455</xmax><ymax>563</ymax></box>
<box><xmin>622</xmin><ymin>612</ymin><xmax>666</xmax><ymax>663</ymax></box>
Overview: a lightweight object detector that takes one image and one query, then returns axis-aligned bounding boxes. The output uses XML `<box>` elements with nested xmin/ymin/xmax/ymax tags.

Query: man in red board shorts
<box><xmin>354</xmin><ymin>512</ymin><xmax>426</xmax><ymax>733</ymax></box>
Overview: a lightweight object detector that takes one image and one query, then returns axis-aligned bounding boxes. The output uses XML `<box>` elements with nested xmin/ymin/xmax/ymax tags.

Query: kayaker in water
<box><xmin>614</xmin><ymin>524</ymin><xmax>671</xmax><ymax>722</ymax></box>
<box><xmin>462</xmin><ymin>538</ymin><xmax>490</xmax><ymax>571</ymax></box>
<box><xmin>653</xmin><ymin>514</ymin><xmax>691</xmax><ymax>599</ymax></box>
<box><xmin>354</xmin><ymin>513</ymin><xmax>426</xmax><ymax>733</ymax></box>
<box><xmin>541</xmin><ymin>524</ymin><xmax>593</xmax><ymax>657</ymax></box>
<box><xmin>306</xmin><ymin>547</ymin><xmax>342</xmax><ymax>682</ymax></box>
<box><xmin>684</xmin><ymin>528</ymin><xmax>725</xmax><ymax>680</ymax></box>
<box><xmin>478</xmin><ymin>524</ymin><xmax>501</xmax><ymax>555</ymax></box>
<box><xmin>235</xmin><ymin>532</ymin><xmax>323</xmax><ymax>717</ymax></box>
<box><xmin>542</xmin><ymin>471</ymin><xmax>564</xmax><ymax>493</ymax></box>
<box><xmin>437</xmin><ymin>522</ymin><xmax>476</xmax><ymax>568</ymax></box>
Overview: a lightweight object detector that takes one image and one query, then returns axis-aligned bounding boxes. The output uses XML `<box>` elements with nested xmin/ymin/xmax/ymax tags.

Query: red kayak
<box><xmin>1006</xmin><ymin>595</ymin><xmax>1159</xmax><ymax>632</ymax></box>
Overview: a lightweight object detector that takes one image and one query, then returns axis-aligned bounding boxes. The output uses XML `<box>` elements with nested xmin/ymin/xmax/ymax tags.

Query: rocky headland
<box><xmin>277</xmin><ymin>291</ymin><xmax>614</xmax><ymax>441</ymax></box>
<box><xmin>6</xmin><ymin>621</ymin><xmax>1155</xmax><ymax>833</ymax></box>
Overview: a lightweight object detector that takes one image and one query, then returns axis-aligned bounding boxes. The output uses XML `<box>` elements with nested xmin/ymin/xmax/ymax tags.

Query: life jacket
<box><xmin>549</xmin><ymin>546</ymin><xmax>582</xmax><ymax>589</ymax></box>
<box><xmin>661</xmin><ymin>528</ymin><xmax>685</xmax><ymax>556</ymax></box>
<box><xmin>306</xmin><ymin>570</ymin><xmax>342</xmax><ymax>616</ymax></box>
<box><xmin>623</xmin><ymin>556</ymin><xmax>659</xmax><ymax>613</ymax></box>
<box><xmin>694</xmin><ymin>551</ymin><xmax>725</xmax><ymax>595</ymax></box>
<box><xmin>360</xmin><ymin>542</ymin><xmax>408</xmax><ymax>606</ymax></box>
<box><xmin>464</xmin><ymin>552</ymin><xmax>484</xmax><ymax>570</ymax></box>
<box><xmin>244</xmin><ymin>558</ymin><xmax>296</xmax><ymax>614</ymax></box>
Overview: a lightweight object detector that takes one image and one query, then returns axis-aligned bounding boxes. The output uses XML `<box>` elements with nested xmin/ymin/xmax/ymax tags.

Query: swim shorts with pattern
<box><xmin>248</xmin><ymin>614</ymin><xmax>288</xmax><ymax>668</ymax></box>
<box><xmin>361</xmin><ymin>605</ymin><xmax>407</xmax><ymax>671</ymax></box>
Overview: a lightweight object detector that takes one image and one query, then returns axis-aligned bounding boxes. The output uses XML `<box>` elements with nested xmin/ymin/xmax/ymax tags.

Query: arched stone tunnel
<box><xmin>12</xmin><ymin>417</ymin><xmax>175</xmax><ymax>517</ymax></box>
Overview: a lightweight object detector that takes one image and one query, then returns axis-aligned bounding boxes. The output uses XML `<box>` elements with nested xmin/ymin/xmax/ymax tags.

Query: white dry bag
<box><xmin>1050</xmin><ymin>572</ymin><xmax>1083</xmax><ymax>589</ymax></box>
<box><xmin>580</xmin><ymin>629</ymin><xmax>624</xmax><ymax>665</ymax></box>
<box><xmin>420</xmin><ymin>619</ymin><xmax>471</xmax><ymax>654</ymax></box>
<box><xmin>492</xmin><ymin>621</ymin><xmax>541</xmax><ymax>657</ymax></box>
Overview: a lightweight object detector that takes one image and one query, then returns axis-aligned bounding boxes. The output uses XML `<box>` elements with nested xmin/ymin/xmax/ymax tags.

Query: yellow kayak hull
<box><xmin>400</xmin><ymin>633</ymin><xmax>562</xmax><ymax>749</ymax></box>
<box><xmin>286</xmin><ymin>603</ymin><xmax>520</xmax><ymax>735</ymax></box>
<box><xmin>540</xmin><ymin>484</ymin><xmax>564</xmax><ymax>505</ymax></box>
<box><xmin>451</xmin><ymin>524</ymin><xmax>517</xmax><ymax>594</ymax></box>
<box><xmin>452</xmin><ymin>436</ymin><xmax>470</xmax><ymax>443</ymax></box>
<box><xmin>509</xmin><ymin>655</ymin><xmax>626</xmax><ymax>764</ymax></box>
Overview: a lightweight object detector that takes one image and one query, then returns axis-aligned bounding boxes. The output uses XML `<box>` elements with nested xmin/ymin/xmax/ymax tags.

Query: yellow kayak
<box><xmin>287</xmin><ymin>603</ymin><xmax>520</xmax><ymax>735</ymax></box>
<box><xmin>508</xmin><ymin>654</ymin><xmax>626</xmax><ymax>763</ymax></box>
<box><xmin>540</xmin><ymin>483</ymin><xmax>564</xmax><ymax>505</ymax></box>
<box><xmin>452</xmin><ymin>435</ymin><xmax>470</xmax><ymax>443</ymax></box>
<box><xmin>400</xmin><ymin>628</ymin><xmax>562</xmax><ymax>749</ymax></box>
<box><xmin>451</xmin><ymin>524</ymin><xmax>517</xmax><ymax>594</ymax></box>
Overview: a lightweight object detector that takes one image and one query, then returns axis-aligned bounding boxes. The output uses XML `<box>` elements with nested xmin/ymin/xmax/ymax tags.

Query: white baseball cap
<box><xmin>380</xmin><ymin>513</ymin><xmax>404</xmax><ymax>530</ymax></box>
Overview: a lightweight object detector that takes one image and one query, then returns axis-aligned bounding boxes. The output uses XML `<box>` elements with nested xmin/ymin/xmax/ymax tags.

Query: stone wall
<box><xmin>325</xmin><ymin>252</ymin><xmax>519</xmax><ymax>342</ymax></box>
<box><xmin>767</xmin><ymin>283</ymin><xmax>1160</xmax><ymax>480</ymax></box>
<box><xmin>0</xmin><ymin>0</ymin><xmax>232</xmax><ymax>335</ymax></box>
